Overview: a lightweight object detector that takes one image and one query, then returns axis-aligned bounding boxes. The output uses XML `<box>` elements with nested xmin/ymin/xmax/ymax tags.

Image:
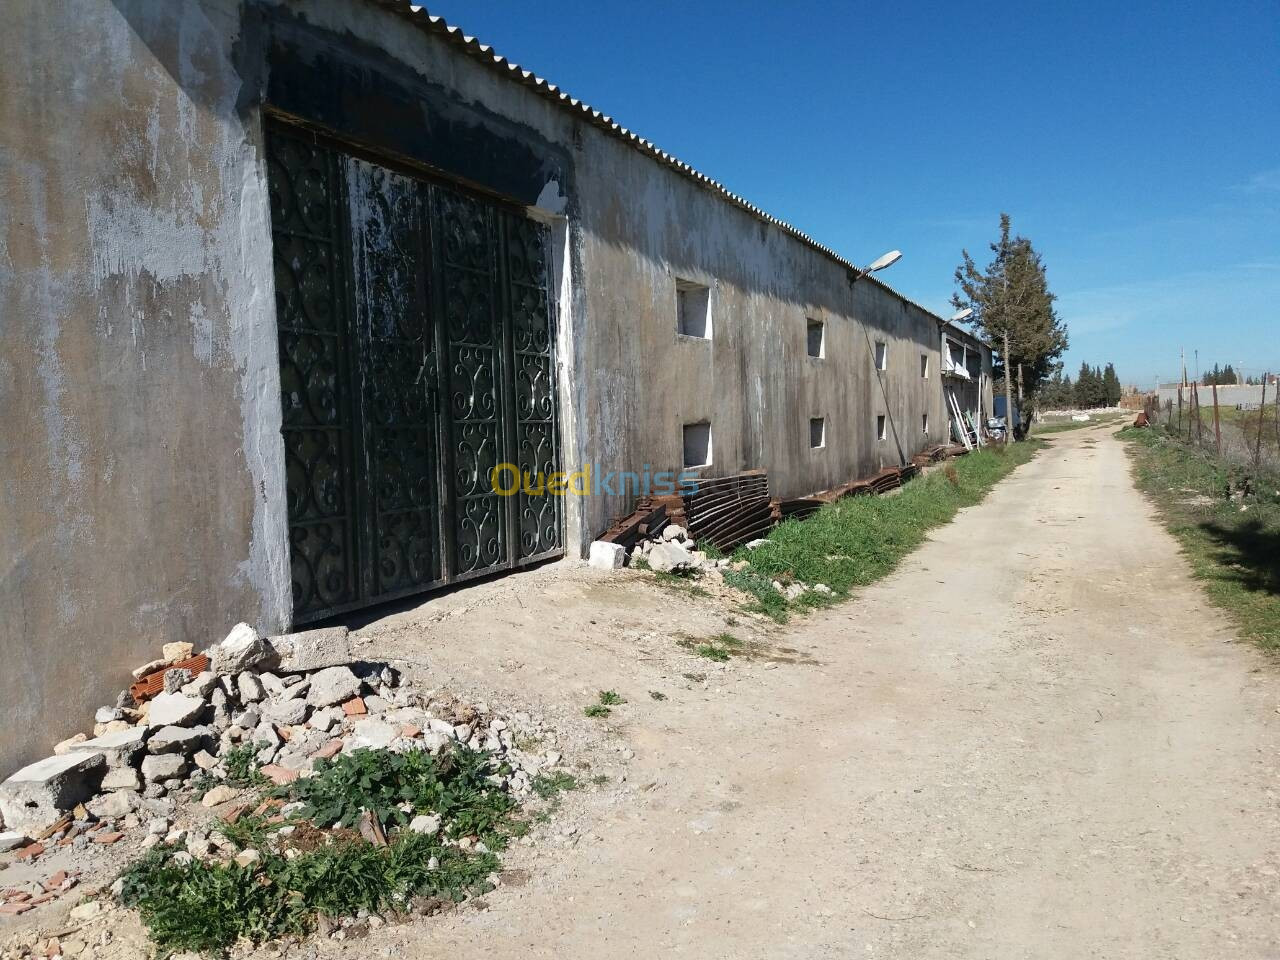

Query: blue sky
<box><xmin>425</xmin><ymin>0</ymin><xmax>1280</xmax><ymax>388</ymax></box>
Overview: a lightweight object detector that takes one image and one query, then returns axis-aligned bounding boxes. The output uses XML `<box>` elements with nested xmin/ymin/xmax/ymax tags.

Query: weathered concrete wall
<box><xmin>2</xmin><ymin>0</ymin><xmax>952</xmax><ymax>775</ymax></box>
<box><xmin>1157</xmin><ymin>384</ymin><xmax>1271</xmax><ymax>409</ymax></box>
<box><xmin>0</xmin><ymin>0</ymin><xmax>290</xmax><ymax>775</ymax></box>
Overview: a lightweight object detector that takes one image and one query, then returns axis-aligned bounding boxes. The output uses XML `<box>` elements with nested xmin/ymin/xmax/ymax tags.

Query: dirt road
<box><xmin>347</xmin><ymin>424</ymin><xmax>1279</xmax><ymax>956</ymax></box>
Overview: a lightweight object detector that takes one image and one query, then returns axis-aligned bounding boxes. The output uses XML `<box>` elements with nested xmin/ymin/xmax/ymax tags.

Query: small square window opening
<box><xmin>806</xmin><ymin>319</ymin><xmax>825</xmax><ymax>359</ymax></box>
<box><xmin>683</xmin><ymin>421</ymin><xmax>712</xmax><ymax>467</ymax></box>
<box><xmin>809</xmin><ymin>417</ymin><xmax>826</xmax><ymax>449</ymax></box>
<box><xmin>676</xmin><ymin>279</ymin><xmax>711</xmax><ymax>339</ymax></box>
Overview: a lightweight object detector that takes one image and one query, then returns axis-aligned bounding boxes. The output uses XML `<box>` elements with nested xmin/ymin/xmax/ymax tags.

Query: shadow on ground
<box><xmin>1200</xmin><ymin>517</ymin><xmax>1280</xmax><ymax>596</ymax></box>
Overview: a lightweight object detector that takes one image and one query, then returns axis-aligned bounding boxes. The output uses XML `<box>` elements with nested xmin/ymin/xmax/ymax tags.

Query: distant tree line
<box><xmin>1199</xmin><ymin>363</ymin><xmax>1258</xmax><ymax>386</ymax></box>
<box><xmin>1037</xmin><ymin>362</ymin><xmax>1123</xmax><ymax>409</ymax></box>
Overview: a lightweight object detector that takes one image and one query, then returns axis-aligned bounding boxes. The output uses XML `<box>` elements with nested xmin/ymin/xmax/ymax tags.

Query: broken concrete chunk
<box><xmin>101</xmin><ymin>767</ymin><xmax>143</xmax><ymax>793</ymax></box>
<box><xmin>193</xmin><ymin>750</ymin><xmax>218</xmax><ymax>772</ymax></box>
<box><xmin>646</xmin><ymin>541</ymin><xmax>696</xmax><ymax>573</ymax></box>
<box><xmin>236</xmin><ymin>672</ymin><xmax>266</xmax><ymax>704</ymax></box>
<box><xmin>163</xmin><ymin>668</ymin><xmax>192</xmax><ymax>694</ymax></box>
<box><xmin>181</xmin><ymin>671</ymin><xmax>218</xmax><ymax>699</ymax></box>
<box><xmin>0</xmin><ymin>831</ymin><xmax>27</xmax><ymax>852</ymax></box>
<box><xmin>200</xmin><ymin>785</ymin><xmax>240</xmax><ymax>808</ymax></box>
<box><xmin>94</xmin><ymin>706</ymin><xmax>123</xmax><ymax>725</ymax></box>
<box><xmin>309</xmin><ymin>706</ymin><xmax>340</xmax><ymax>733</ymax></box>
<box><xmin>140</xmin><ymin>754</ymin><xmax>187</xmax><ymax>783</ymax></box>
<box><xmin>661</xmin><ymin>524</ymin><xmax>687</xmax><ymax>541</ymax></box>
<box><xmin>306</xmin><ymin>666</ymin><xmax>363</xmax><ymax>708</ymax></box>
<box><xmin>261</xmin><ymin>698</ymin><xmax>309</xmax><ymax>727</ymax></box>
<box><xmin>408</xmin><ymin>813</ymin><xmax>441</xmax><ymax>836</ymax></box>
<box><xmin>131</xmin><ymin>658</ymin><xmax>167</xmax><ymax>680</ymax></box>
<box><xmin>587</xmin><ymin>540</ymin><xmax>626</xmax><ymax>570</ymax></box>
<box><xmin>146</xmin><ymin>725</ymin><xmax>211</xmax><ymax>755</ymax></box>
<box><xmin>147</xmin><ymin>691</ymin><xmax>205</xmax><ymax>727</ymax></box>
<box><xmin>87</xmin><ymin>790</ymin><xmax>135</xmax><ymax>820</ymax></box>
<box><xmin>65</xmin><ymin>728</ymin><xmax>147</xmax><ymax>768</ymax></box>
<box><xmin>343</xmin><ymin>719</ymin><xmax>398</xmax><ymax>752</ymax></box>
<box><xmin>162</xmin><ymin>641</ymin><xmax>194</xmax><ymax>664</ymax></box>
<box><xmin>0</xmin><ymin>752</ymin><xmax>106</xmax><ymax>833</ymax></box>
<box><xmin>53</xmin><ymin>734</ymin><xmax>89</xmax><ymax>755</ymax></box>
<box><xmin>209</xmin><ymin>623</ymin><xmax>269</xmax><ymax>674</ymax></box>
<box><xmin>267</xmin><ymin>626</ymin><xmax>353</xmax><ymax>673</ymax></box>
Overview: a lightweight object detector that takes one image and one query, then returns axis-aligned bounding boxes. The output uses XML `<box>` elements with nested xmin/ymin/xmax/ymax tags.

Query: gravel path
<box><xmin>357</xmin><ymin>423</ymin><xmax>1278</xmax><ymax>959</ymax></box>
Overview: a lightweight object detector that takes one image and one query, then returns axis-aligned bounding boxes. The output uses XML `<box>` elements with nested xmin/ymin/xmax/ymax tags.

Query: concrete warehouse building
<box><xmin>1</xmin><ymin>0</ymin><xmax>992</xmax><ymax>774</ymax></box>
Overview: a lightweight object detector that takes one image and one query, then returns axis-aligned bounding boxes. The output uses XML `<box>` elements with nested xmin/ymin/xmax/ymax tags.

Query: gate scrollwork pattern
<box><xmin>269</xmin><ymin>124</ymin><xmax>561</xmax><ymax>621</ymax></box>
<box><xmin>268</xmin><ymin>131</ymin><xmax>356</xmax><ymax>615</ymax></box>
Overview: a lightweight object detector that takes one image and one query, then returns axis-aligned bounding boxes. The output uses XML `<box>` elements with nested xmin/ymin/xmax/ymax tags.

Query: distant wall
<box><xmin>1156</xmin><ymin>385</ymin><xmax>1271</xmax><ymax>409</ymax></box>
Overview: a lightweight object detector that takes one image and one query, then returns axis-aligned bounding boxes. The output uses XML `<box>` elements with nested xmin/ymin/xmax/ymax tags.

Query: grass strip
<box><xmin>1120</xmin><ymin>426</ymin><xmax>1280</xmax><ymax>650</ymax></box>
<box><xmin>727</xmin><ymin>441</ymin><xmax>1043</xmax><ymax>620</ymax></box>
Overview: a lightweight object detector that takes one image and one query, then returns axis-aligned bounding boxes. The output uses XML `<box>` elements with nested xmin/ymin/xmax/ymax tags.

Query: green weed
<box><xmin>531</xmin><ymin>771</ymin><xmax>578</xmax><ymax>799</ymax></box>
<box><xmin>583</xmin><ymin>704</ymin><xmax>611</xmax><ymax>718</ymax></box>
<box><xmin>598</xmin><ymin>690</ymin><xmax>626</xmax><ymax>706</ymax></box>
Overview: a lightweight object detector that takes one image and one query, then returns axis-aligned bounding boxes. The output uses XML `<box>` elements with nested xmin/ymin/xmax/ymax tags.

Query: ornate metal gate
<box><xmin>267</xmin><ymin>123</ymin><xmax>562</xmax><ymax>623</ymax></box>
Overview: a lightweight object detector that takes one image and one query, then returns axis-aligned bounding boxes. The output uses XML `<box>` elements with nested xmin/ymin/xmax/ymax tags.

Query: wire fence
<box><xmin>1144</xmin><ymin>381</ymin><xmax>1280</xmax><ymax>478</ymax></box>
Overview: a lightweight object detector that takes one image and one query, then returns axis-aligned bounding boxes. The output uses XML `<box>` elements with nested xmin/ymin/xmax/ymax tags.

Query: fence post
<box><xmin>1212</xmin><ymin>380</ymin><xmax>1221</xmax><ymax>455</ymax></box>
<box><xmin>1256</xmin><ymin>374</ymin><xmax>1270</xmax><ymax>466</ymax></box>
<box><xmin>1187</xmin><ymin>381</ymin><xmax>1198</xmax><ymax>450</ymax></box>
<box><xmin>1177</xmin><ymin>386</ymin><xmax>1183</xmax><ymax>437</ymax></box>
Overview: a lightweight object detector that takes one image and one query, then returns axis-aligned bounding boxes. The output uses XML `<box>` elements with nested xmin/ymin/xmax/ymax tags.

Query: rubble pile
<box><xmin>0</xmin><ymin>624</ymin><xmax>564</xmax><ymax>909</ymax></box>
<box><xmin>590</xmin><ymin>523</ymin><xmax>834</xmax><ymax>602</ymax></box>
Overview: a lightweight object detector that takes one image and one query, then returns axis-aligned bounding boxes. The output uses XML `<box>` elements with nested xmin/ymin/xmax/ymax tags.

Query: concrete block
<box><xmin>64</xmin><ymin>728</ymin><xmax>147</xmax><ymax>768</ymax></box>
<box><xmin>147</xmin><ymin>692</ymin><xmax>204</xmax><ymax>727</ymax></box>
<box><xmin>0</xmin><ymin>752</ymin><xmax>106</xmax><ymax>832</ymax></box>
<box><xmin>588</xmin><ymin>541</ymin><xmax>626</xmax><ymax>570</ymax></box>
<box><xmin>267</xmin><ymin>626</ymin><xmax>353</xmax><ymax>673</ymax></box>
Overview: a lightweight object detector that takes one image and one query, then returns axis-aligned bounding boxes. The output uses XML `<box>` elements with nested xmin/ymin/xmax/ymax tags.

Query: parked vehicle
<box><xmin>991</xmin><ymin>396</ymin><xmax>1029</xmax><ymax>441</ymax></box>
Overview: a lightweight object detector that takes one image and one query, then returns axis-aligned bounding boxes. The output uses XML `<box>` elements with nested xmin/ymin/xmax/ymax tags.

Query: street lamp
<box><xmin>950</xmin><ymin>308</ymin><xmax>973</xmax><ymax>323</ymax></box>
<box><xmin>850</xmin><ymin>250</ymin><xmax>901</xmax><ymax>285</ymax></box>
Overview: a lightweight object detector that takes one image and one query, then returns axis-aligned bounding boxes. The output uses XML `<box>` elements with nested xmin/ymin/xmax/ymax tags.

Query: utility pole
<box><xmin>1256</xmin><ymin>374</ymin><xmax>1270</xmax><ymax>466</ymax></box>
<box><xmin>1212</xmin><ymin>380</ymin><xmax>1221</xmax><ymax>455</ymax></box>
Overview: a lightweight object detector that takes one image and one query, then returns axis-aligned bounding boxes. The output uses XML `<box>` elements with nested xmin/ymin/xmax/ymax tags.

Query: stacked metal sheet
<box><xmin>683</xmin><ymin>471</ymin><xmax>773</xmax><ymax>551</ymax></box>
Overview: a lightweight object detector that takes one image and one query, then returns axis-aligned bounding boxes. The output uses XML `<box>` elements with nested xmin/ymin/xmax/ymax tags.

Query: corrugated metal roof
<box><xmin>361</xmin><ymin>1</ymin><xmax>946</xmax><ymax>321</ymax></box>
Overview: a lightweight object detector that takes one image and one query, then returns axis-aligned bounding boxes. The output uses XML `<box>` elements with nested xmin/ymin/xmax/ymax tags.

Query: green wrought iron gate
<box><xmin>266</xmin><ymin>122</ymin><xmax>562</xmax><ymax>623</ymax></box>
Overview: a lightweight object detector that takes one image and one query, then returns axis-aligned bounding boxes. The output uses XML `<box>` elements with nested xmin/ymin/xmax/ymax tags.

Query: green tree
<box><xmin>952</xmin><ymin>214</ymin><xmax>1069</xmax><ymax>437</ymax></box>
<box><xmin>1102</xmin><ymin>363</ymin><xmax>1122</xmax><ymax>406</ymax></box>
